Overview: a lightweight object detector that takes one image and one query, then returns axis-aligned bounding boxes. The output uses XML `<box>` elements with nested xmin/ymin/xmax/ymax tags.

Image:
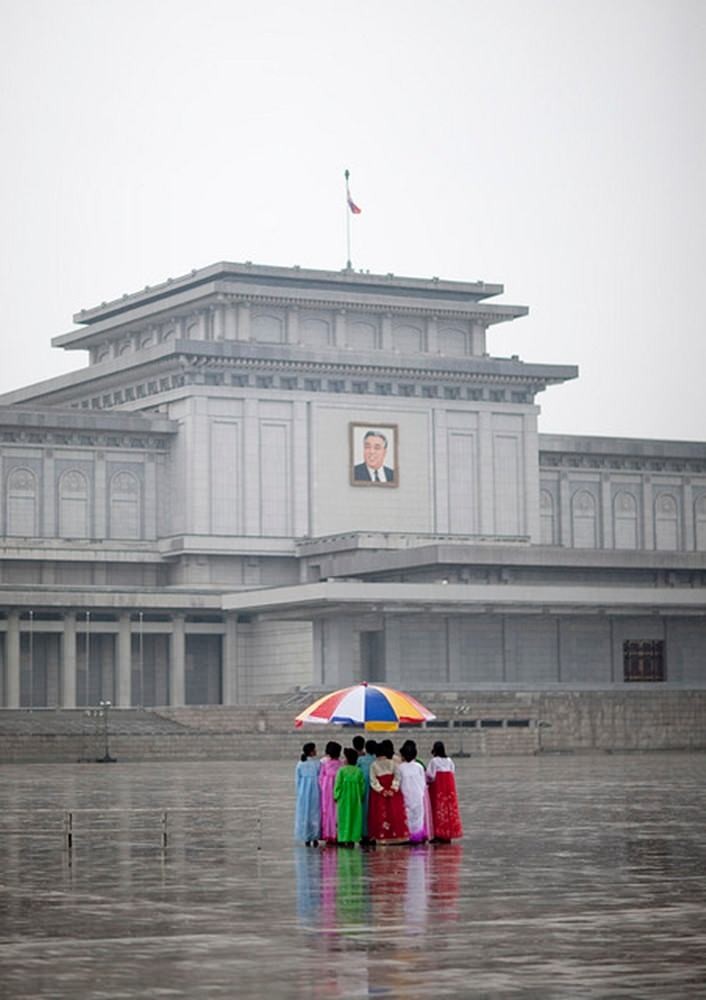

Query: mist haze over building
<box><xmin>1</xmin><ymin>0</ymin><xmax>704</xmax><ymax>442</ymax></box>
<box><xmin>0</xmin><ymin>2</ymin><xmax>704</xmax><ymax>741</ymax></box>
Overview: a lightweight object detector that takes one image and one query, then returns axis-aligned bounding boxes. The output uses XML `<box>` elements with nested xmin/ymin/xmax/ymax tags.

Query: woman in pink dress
<box><xmin>318</xmin><ymin>740</ymin><xmax>343</xmax><ymax>845</ymax></box>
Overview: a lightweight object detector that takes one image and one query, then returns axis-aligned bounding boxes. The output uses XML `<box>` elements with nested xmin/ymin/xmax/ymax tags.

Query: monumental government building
<box><xmin>0</xmin><ymin>261</ymin><xmax>705</xmax><ymax>728</ymax></box>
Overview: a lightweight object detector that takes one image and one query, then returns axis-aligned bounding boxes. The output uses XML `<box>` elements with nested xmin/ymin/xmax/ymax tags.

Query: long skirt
<box><xmin>368</xmin><ymin>773</ymin><xmax>409</xmax><ymax>844</ymax></box>
<box><xmin>428</xmin><ymin>772</ymin><xmax>463</xmax><ymax>841</ymax></box>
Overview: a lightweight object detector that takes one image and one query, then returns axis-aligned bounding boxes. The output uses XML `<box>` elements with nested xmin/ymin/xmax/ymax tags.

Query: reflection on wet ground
<box><xmin>1</xmin><ymin>753</ymin><xmax>705</xmax><ymax>998</ymax></box>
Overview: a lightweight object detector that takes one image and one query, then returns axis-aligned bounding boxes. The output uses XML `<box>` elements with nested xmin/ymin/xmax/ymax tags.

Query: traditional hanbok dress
<box><xmin>334</xmin><ymin>764</ymin><xmax>365</xmax><ymax>844</ymax></box>
<box><xmin>294</xmin><ymin>756</ymin><xmax>321</xmax><ymax>843</ymax></box>
<box><xmin>398</xmin><ymin>759</ymin><xmax>432</xmax><ymax>843</ymax></box>
<box><xmin>356</xmin><ymin>752</ymin><xmax>375</xmax><ymax>838</ymax></box>
<box><xmin>426</xmin><ymin>755</ymin><xmax>463</xmax><ymax>841</ymax></box>
<box><xmin>368</xmin><ymin>757</ymin><xmax>409</xmax><ymax>844</ymax></box>
<box><xmin>318</xmin><ymin>756</ymin><xmax>344</xmax><ymax>844</ymax></box>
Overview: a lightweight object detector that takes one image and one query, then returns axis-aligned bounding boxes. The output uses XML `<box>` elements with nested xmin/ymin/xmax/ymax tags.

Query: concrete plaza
<box><xmin>1</xmin><ymin>753</ymin><xmax>705</xmax><ymax>998</ymax></box>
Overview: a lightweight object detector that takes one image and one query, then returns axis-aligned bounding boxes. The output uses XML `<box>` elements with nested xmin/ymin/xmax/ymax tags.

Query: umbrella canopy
<box><xmin>294</xmin><ymin>682</ymin><xmax>436</xmax><ymax>732</ymax></box>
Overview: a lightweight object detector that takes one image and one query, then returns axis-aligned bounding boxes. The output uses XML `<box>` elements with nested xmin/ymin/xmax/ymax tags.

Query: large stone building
<box><xmin>1</xmin><ymin>261</ymin><xmax>704</xmax><ymax>710</ymax></box>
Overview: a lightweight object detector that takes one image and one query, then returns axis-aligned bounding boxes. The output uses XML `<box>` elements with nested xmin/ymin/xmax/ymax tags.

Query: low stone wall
<box><xmin>537</xmin><ymin>690</ymin><xmax>706</xmax><ymax>752</ymax></box>
<box><xmin>0</xmin><ymin>690</ymin><xmax>704</xmax><ymax>763</ymax></box>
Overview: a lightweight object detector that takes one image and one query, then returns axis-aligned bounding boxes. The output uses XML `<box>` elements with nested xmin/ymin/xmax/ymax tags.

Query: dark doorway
<box><xmin>360</xmin><ymin>631</ymin><xmax>385</xmax><ymax>683</ymax></box>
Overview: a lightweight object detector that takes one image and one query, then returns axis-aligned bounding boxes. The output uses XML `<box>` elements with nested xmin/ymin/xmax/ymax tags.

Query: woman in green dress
<box><xmin>333</xmin><ymin>747</ymin><xmax>366</xmax><ymax>847</ymax></box>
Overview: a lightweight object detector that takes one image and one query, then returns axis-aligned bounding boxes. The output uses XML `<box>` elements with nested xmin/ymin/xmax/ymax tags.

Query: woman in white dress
<box><xmin>398</xmin><ymin>741</ymin><xmax>432</xmax><ymax>844</ymax></box>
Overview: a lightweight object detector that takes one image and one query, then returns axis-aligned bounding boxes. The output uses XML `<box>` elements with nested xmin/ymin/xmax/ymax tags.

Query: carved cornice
<box><xmin>215</xmin><ymin>292</ymin><xmax>514</xmax><ymax>324</ymax></box>
<box><xmin>175</xmin><ymin>353</ymin><xmax>547</xmax><ymax>386</ymax></box>
<box><xmin>0</xmin><ymin>429</ymin><xmax>169</xmax><ymax>450</ymax></box>
<box><xmin>540</xmin><ymin>452</ymin><xmax>706</xmax><ymax>474</ymax></box>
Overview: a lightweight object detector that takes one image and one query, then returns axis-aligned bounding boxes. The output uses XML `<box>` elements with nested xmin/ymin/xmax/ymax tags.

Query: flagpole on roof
<box><xmin>344</xmin><ymin>169</ymin><xmax>352</xmax><ymax>270</ymax></box>
<box><xmin>344</xmin><ymin>169</ymin><xmax>362</xmax><ymax>271</ymax></box>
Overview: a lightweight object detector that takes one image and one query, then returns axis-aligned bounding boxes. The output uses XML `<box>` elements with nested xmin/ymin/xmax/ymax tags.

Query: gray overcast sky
<box><xmin>1</xmin><ymin>0</ymin><xmax>704</xmax><ymax>441</ymax></box>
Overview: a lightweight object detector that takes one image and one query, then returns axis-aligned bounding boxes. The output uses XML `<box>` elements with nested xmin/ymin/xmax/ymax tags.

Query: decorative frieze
<box><xmin>540</xmin><ymin>452</ymin><xmax>706</xmax><ymax>474</ymax></box>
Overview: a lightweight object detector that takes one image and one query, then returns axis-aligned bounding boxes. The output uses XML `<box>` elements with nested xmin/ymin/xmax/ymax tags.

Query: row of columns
<box><xmin>1</xmin><ymin>611</ymin><xmax>240</xmax><ymax>708</ymax></box>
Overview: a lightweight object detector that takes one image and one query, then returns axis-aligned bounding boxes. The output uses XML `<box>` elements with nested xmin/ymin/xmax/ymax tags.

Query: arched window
<box><xmin>655</xmin><ymin>493</ymin><xmax>680</xmax><ymax>550</ymax></box>
<box><xmin>540</xmin><ymin>489</ymin><xmax>556</xmax><ymax>545</ymax></box>
<box><xmin>613</xmin><ymin>491</ymin><xmax>638</xmax><ymax>550</ymax></box>
<box><xmin>695</xmin><ymin>495</ymin><xmax>706</xmax><ymax>551</ymax></box>
<box><xmin>571</xmin><ymin>489</ymin><xmax>597</xmax><ymax>548</ymax></box>
<box><xmin>252</xmin><ymin>313</ymin><xmax>283</xmax><ymax>343</ymax></box>
<box><xmin>58</xmin><ymin>470</ymin><xmax>89</xmax><ymax>538</ymax></box>
<box><xmin>7</xmin><ymin>468</ymin><xmax>38</xmax><ymax>536</ymax></box>
<box><xmin>109</xmin><ymin>471</ymin><xmax>141</xmax><ymax>539</ymax></box>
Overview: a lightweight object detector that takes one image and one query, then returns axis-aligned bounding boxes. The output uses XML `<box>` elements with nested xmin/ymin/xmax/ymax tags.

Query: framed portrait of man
<box><xmin>350</xmin><ymin>423</ymin><xmax>399</xmax><ymax>487</ymax></box>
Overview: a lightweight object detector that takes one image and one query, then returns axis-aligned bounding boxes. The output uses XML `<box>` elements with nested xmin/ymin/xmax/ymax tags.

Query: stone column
<box><xmin>426</xmin><ymin>315</ymin><xmax>438</xmax><ymax>353</ymax></box>
<box><xmin>212</xmin><ymin>303</ymin><xmax>226</xmax><ymax>341</ymax></box>
<box><xmin>170</xmin><ymin>615</ymin><xmax>186</xmax><ymax>706</ymax></box>
<box><xmin>559</xmin><ymin>472</ymin><xmax>571</xmax><ymax>546</ymax></box>
<box><xmin>292</xmin><ymin>400</ymin><xmax>309</xmax><ymax>537</ymax></box>
<box><xmin>601</xmin><ymin>473</ymin><xmax>613</xmax><ymax>549</ymax></box>
<box><xmin>524</xmin><ymin>411</ymin><xmax>541</xmax><ymax>542</ymax></box>
<box><xmin>222</xmin><ymin>615</ymin><xmax>239</xmax><ymax>705</ymax></box>
<box><xmin>61</xmin><ymin>612</ymin><xmax>77</xmax><ymax>708</ymax></box>
<box><xmin>286</xmin><ymin>305</ymin><xmax>299</xmax><ymax>344</ymax></box>
<box><xmin>683</xmin><ymin>478</ymin><xmax>694</xmax><ymax>551</ymax></box>
<box><xmin>383</xmin><ymin>618</ymin><xmax>401</xmax><ymax>686</ymax></box>
<box><xmin>471</xmin><ymin>322</ymin><xmax>486</xmax><ymax>356</ymax></box>
<box><xmin>144</xmin><ymin>456</ymin><xmax>157</xmax><ymax>541</ymax></box>
<box><xmin>95</xmin><ymin>451</ymin><xmax>107</xmax><ymax>538</ymax></box>
<box><xmin>333</xmin><ymin>309</ymin><xmax>346</xmax><ymax>347</ymax></box>
<box><xmin>223</xmin><ymin>299</ymin><xmax>237</xmax><ymax>340</ymax></box>
<box><xmin>237</xmin><ymin>301</ymin><xmax>251</xmax><ymax>341</ymax></box>
<box><xmin>432</xmin><ymin>409</ymin><xmax>449</xmax><ymax>533</ymax></box>
<box><xmin>6</xmin><ymin>611</ymin><xmax>20</xmax><ymax>708</ymax></box>
<box><xmin>642</xmin><ymin>475</ymin><xmax>654</xmax><ymax>550</ymax></box>
<box><xmin>478</xmin><ymin>410</ymin><xmax>495</xmax><ymax>534</ymax></box>
<box><xmin>116</xmin><ymin>612</ymin><xmax>132</xmax><ymax>707</ymax></box>
<box><xmin>243</xmin><ymin>399</ymin><xmax>260</xmax><ymax>535</ymax></box>
<box><xmin>380</xmin><ymin>313</ymin><xmax>392</xmax><ymax>351</ymax></box>
<box><xmin>43</xmin><ymin>451</ymin><xmax>55</xmax><ymax>537</ymax></box>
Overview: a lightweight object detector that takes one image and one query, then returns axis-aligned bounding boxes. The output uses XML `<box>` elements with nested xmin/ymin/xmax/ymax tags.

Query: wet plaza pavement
<box><xmin>1</xmin><ymin>753</ymin><xmax>705</xmax><ymax>999</ymax></box>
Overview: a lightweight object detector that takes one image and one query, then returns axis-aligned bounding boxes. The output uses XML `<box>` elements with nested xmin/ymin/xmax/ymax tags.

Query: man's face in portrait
<box><xmin>363</xmin><ymin>434</ymin><xmax>387</xmax><ymax>470</ymax></box>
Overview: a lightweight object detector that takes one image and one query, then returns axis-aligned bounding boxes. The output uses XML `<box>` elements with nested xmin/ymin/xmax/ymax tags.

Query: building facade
<box><xmin>0</xmin><ymin>261</ymin><xmax>704</xmax><ymax>707</ymax></box>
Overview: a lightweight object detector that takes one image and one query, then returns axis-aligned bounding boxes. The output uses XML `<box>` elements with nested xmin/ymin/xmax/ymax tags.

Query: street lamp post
<box><xmin>97</xmin><ymin>700</ymin><xmax>117</xmax><ymax>763</ymax></box>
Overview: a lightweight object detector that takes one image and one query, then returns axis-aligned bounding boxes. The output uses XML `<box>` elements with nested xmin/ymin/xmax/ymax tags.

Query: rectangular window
<box><xmin>623</xmin><ymin>640</ymin><xmax>665</xmax><ymax>682</ymax></box>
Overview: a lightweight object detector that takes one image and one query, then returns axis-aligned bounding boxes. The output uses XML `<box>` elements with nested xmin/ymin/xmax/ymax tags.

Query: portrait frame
<box><xmin>349</xmin><ymin>422</ymin><xmax>399</xmax><ymax>487</ymax></box>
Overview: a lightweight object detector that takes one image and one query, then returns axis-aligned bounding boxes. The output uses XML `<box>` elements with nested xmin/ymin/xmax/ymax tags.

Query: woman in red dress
<box><xmin>425</xmin><ymin>741</ymin><xmax>463</xmax><ymax>842</ymax></box>
<box><xmin>367</xmin><ymin>738</ymin><xmax>409</xmax><ymax>845</ymax></box>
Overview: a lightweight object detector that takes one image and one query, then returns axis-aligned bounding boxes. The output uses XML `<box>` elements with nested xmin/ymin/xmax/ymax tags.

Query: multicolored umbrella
<box><xmin>294</xmin><ymin>682</ymin><xmax>436</xmax><ymax>732</ymax></box>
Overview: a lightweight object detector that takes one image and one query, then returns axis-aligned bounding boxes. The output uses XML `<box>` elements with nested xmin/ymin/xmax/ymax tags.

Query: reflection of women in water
<box><xmin>398</xmin><ymin>742</ymin><xmax>431</xmax><ymax>844</ymax></box>
<box><xmin>334</xmin><ymin>747</ymin><xmax>366</xmax><ymax>847</ymax></box>
<box><xmin>318</xmin><ymin>741</ymin><xmax>343</xmax><ymax>845</ymax></box>
<box><xmin>368</xmin><ymin>739</ymin><xmax>409</xmax><ymax>844</ymax></box>
<box><xmin>426</xmin><ymin>741</ymin><xmax>463</xmax><ymax>842</ymax></box>
<box><xmin>294</xmin><ymin>742</ymin><xmax>321</xmax><ymax>846</ymax></box>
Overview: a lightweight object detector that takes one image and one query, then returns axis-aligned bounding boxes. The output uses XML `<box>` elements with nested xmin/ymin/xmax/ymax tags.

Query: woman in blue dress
<box><xmin>294</xmin><ymin>742</ymin><xmax>321</xmax><ymax>846</ymax></box>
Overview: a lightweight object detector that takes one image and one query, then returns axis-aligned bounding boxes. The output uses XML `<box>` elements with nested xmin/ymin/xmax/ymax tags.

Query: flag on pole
<box><xmin>345</xmin><ymin>169</ymin><xmax>362</xmax><ymax>214</ymax></box>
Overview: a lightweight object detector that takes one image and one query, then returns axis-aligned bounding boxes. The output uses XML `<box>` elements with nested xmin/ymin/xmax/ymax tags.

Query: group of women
<box><xmin>294</xmin><ymin>734</ymin><xmax>463</xmax><ymax>847</ymax></box>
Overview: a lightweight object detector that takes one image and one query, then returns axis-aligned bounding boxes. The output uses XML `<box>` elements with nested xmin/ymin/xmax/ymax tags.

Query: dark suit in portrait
<box><xmin>353</xmin><ymin>463</ymin><xmax>395</xmax><ymax>483</ymax></box>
